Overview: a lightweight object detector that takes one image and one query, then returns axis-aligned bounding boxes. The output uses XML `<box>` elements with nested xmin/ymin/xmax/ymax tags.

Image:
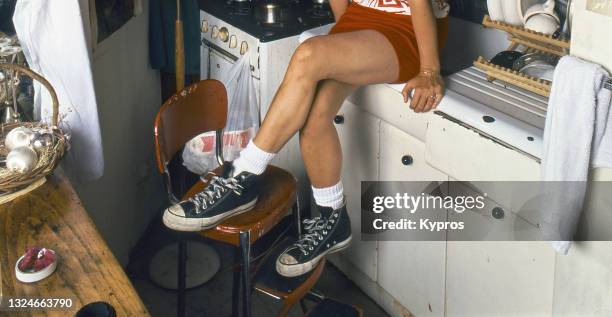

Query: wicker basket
<box><xmin>0</xmin><ymin>63</ymin><xmax>68</xmax><ymax>194</ymax></box>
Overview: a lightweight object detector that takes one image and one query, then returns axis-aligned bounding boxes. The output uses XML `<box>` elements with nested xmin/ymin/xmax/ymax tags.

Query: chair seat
<box><xmin>181</xmin><ymin>165</ymin><xmax>296</xmax><ymax>246</ymax></box>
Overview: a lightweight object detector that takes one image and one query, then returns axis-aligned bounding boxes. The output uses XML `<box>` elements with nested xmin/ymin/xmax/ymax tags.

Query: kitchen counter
<box><xmin>0</xmin><ymin>172</ymin><xmax>149</xmax><ymax>316</ymax></box>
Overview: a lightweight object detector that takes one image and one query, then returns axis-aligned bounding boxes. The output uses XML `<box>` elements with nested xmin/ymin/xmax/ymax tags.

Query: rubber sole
<box><xmin>162</xmin><ymin>199</ymin><xmax>257</xmax><ymax>232</ymax></box>
<box><xmin>276</xmin><ymin>235</ymin><xmax>352</xmax><ymax>277</ymax></box>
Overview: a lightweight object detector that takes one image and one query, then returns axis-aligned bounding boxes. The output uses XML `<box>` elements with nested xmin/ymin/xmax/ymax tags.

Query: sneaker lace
<box><xmin>294</xmin><ymin>217</ymin><xmax>331</xmax><ymax>255</ymax></box>
<box><xmin>189</xmin><ymin>175</ymin><xmax>244</xmax><ymax>212</ymax></box>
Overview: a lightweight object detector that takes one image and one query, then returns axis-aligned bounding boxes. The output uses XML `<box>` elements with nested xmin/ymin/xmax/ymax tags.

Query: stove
<box><xmin>199</xmin><ymin>0</ymin><xmax>334</xmax><ymax>43</ymax></box>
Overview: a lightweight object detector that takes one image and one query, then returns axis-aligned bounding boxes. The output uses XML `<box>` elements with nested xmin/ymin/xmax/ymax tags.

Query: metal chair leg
<box><xmin>292</xmin><ymin>201</ymin><xmax>301</xmax><ymax>237</ymax></box>
<box><xmin>232</xmin><ymin>257</ymin><xmax>241</xmax><ymax>317</ymax></box>
<box><xmin>178</xmin><ymin>239</ymin><xmax>187</xmax><ymax>317</ymax></box>
<box><xmin>300</xmin><ymin>299</ymin><xmax>308</xmax><ymax>314</ymax></box>
<box><xmin>239</xmin><ymin>231</ymin><xmax>252</xmax><ymax>317</ymax></box>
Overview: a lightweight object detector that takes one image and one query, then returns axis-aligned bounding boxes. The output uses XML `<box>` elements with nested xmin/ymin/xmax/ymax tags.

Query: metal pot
<box><xmin>255</xmin><ymin>2</ymin><xmax>289</xmax><ymax>25</ymax></box>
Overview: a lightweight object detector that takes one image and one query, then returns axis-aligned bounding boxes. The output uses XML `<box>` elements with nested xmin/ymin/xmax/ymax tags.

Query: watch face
<box><xmin>587</xmin><ymin>0</ymin><xmax>612</xmax><ymax>17</ymax></box>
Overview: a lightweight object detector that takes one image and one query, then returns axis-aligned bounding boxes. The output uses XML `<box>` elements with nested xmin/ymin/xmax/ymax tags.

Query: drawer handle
<box><xmin>334</xmin><ymin>115</ymin><xmax>344</xmax><ymax>124</ymax></box>
<box><xmin>492</xmin><ymin>207</ymin><xmax>505</xmax><ymax>219</ymax></box>
<box><xmin>401</xmin><ymin>155</ymin><xmax>413</xmax><ymax>166</ymax></box>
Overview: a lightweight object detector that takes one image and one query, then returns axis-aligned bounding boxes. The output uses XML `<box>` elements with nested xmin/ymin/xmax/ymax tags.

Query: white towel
<box><xmin>540</xmin><ymin>56</ymin><xmax>612</xmax><ymax>254</ymax></box>
<box><xmin>12</xmin><ymin>0</ymin><xmax>104</xmax><ymax>181</ymax></box>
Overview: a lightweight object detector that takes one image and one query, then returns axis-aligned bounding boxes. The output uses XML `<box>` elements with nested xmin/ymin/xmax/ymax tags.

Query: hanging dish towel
<box><xmin>540</xmin><ymin>56</ymin><xmax>612</xmax><ymax>254</ymax></box>
<box><xmin>12</xmin><ymin>0</ymin><xmax>104</xmax><ymax>181</ymax></box>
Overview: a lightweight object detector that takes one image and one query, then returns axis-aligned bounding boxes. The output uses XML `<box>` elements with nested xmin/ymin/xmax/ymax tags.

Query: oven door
<box><xmin>209</xmin><ymin>49</ymin><xmax>235</xmax><ymax>81</ymax></box>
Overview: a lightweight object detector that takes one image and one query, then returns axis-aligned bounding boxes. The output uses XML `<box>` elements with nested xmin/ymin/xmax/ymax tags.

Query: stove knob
<box><xmin>211</xmin><ymin>25</ymin><xmax>219</xmax><ymax>39</ymax></box>
<box><xmin>219</xmin><ymin>27</ymin><xmax>229</xmax><ymax>42</ymax></box>
<box><xmin>229</xmin><ymin>35</ymin><xmax>238</xmax><ymax>49</ymax></box>
<box><xmin>201</xmin><ymin>20</ymin><xmax>209</xmax><ymax>33</ymax></box>
<box><xmin>240</xmin><ymin>41</ymin><xmax>248</xmax><ymax>55</ymax></box>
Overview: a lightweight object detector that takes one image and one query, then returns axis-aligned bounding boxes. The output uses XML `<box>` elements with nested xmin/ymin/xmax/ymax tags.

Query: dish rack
<box><xmin>473</xmin><ymin>15</ymin><xmax>571</xmax><ymax>97</ymax></box>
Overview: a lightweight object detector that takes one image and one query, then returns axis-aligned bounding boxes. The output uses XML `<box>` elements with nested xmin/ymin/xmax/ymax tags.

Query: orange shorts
<box><xmin>329</xmin><ymin>3</ymin><xmax>449</xmax><ymax>83</ymax></box>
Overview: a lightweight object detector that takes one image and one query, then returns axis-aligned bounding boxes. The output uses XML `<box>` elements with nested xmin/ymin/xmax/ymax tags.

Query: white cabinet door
<box><xmin>377</xmin><ymin>122</ymin><xmax>448</xmax><ymax>317</ymax></box>
<box><xmin>332</xmin><ymin>101</ymin><xmax>380</xmax><ymax>282</ymax></box>
<box><xmin>445</xmin><ymin>179</ymin><xmax>555</xmax><ymax>317</ymax></box>
<box><xmin>445</xmin><ymin>241</ymin><xmax>555</xmax><ymax>317</ymax></box>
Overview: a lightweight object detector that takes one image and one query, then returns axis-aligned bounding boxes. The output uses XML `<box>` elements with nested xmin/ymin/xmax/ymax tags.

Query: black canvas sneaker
<box><xmin>163</xmin><ymin>163</ymin><xmax>261</xmax><ymax>232</ymax></box>
<box><xmin>276</xmin><ymin>203</ymin><xmax>352</xmax><ymax>277</ymax></box>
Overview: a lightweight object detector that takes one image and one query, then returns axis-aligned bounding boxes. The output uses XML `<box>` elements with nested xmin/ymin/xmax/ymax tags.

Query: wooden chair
<box><xmin>153</xmin><ymin>79</ymin><xmax>323</xmax><ymax>317</ymax></box>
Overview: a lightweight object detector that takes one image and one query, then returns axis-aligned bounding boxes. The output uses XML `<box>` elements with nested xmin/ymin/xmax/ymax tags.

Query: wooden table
<box><xmin>0</xmin><ymin>173</ymin><xmax>149</xmax><ymax>316</ymax></box>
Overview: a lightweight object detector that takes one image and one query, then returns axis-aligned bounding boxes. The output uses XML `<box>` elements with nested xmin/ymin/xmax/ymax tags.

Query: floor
<box><xmin>127</xmin><ymin>214</ymin><xmax>390</xmax><ymax>317</ymax></box>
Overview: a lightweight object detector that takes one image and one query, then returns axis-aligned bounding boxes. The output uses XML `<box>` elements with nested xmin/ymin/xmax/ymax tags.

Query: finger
<box><xmin>423</xmin><ymin>91</ymin><xmax>437</xmax><ymax>112</ymax></box>
<box><xmin>402</xmin><ymin>82</ymin><xmax>416</xmax><ymax>103</ymax></box>
<box><xmin>415</xmin><ymin>89</ymin><xmax>429</xmax><ymax>113</ymax></box>
<box><xmin>410</xmin><ymin>89</ymin><xmax>422</xmax><ymax>110</ymax></box>
<box><xmin>433</xmin><ymin>86</ymin><xmax>445</xmax><ymax>109</ymax></box>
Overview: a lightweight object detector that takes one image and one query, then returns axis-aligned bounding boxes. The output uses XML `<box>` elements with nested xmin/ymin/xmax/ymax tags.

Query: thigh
<box><xmin>303</xmin><ymin>30</ymin><xmax>400</xmax><ymax>85</ymax></box>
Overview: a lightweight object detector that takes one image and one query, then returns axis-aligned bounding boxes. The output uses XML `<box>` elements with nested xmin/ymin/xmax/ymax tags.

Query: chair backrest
<box><xmin>154</xmin><ymin>79</ymin><xmax>228</xmax><ymax>174</ymax></box>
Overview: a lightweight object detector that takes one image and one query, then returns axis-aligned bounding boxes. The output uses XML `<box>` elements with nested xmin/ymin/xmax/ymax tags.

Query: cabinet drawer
<box><xmin>425</xmin><ymin>114</ymin><xmax>540</xmax><ymax>181</ymax></box>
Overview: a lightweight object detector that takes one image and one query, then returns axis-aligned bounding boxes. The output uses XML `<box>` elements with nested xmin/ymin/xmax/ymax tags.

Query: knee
<box><xmin>289</xmin><ymin>38</ymin><xmax>323</xmax><ymax>78</ymax></box>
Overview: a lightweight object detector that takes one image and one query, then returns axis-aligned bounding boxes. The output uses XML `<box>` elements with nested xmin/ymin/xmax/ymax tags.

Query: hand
<box><xmin>401</xmin><ymin>69</ymin><xmax>445</xmax><ymax>113</ymax></box>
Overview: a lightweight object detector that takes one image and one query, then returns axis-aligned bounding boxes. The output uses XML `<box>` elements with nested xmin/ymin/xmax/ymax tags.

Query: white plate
<box><xmin>518</xmin><ymin>0</ymin><xmax>542</xmax><ymax>21</ymax></box>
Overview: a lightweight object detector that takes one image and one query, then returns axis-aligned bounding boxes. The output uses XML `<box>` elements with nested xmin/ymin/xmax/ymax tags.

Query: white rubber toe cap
<box><xmin>166</xmin><ymin>204</ymin><xmax>186</xmax><ymax>218</ymax></box>
<box><xmin>278</xmin><ymin>253</ymin><xmax>298</xmax><ymax>265</ymax></box>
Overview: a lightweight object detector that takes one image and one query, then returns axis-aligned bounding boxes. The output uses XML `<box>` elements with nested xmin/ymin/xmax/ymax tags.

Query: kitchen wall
<box><xmin>73</xmin><ymin>0</ymin><xmax>165</xmax><ymax>265</ymax></box>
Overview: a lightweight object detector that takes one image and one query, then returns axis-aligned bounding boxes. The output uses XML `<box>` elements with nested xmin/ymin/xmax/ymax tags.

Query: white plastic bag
<box><xmin>182</xmin><ymin>56</ymin><xmax>259</xmax><ymax>174</ymax></box>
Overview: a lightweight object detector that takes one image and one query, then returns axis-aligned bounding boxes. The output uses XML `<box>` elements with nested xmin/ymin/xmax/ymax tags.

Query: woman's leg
<box><xmin>253</xmin><ymin>30</ymin><xmax>400</xmax><ymax>153</ymax></box>
<box><xmin>300</xmin><ymin>79</ymin><xmax>355</xmax><ymax>188</ymax></box>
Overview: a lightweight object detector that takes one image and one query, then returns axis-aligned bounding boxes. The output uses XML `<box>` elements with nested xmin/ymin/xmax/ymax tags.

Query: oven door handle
<box><xmin>202</xmin><ymin>39</ymin><xmax>239</xmax><ymax>62</ymax></box>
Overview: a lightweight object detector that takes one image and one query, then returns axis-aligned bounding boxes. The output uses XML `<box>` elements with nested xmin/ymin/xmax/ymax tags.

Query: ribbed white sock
<box><xmin>312</xmin><ymin>181</ymin><xmax>344</xmax><ymax>210</ymax></box>
<box><xmin>232</xmin><ymin>140</ymin><xmax>275</xmax><ymax>176</ymax></box>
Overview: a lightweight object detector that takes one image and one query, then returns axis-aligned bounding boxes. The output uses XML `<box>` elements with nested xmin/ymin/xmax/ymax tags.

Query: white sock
<box><xmin>232</xmin><ymin>140</ymin><xmax>275</xmax><ymax>176</ymax></box>
<box><xmin>312</xmin><ymin>181</ymin><xmax>344</xmax><ymax>210</ymax></box>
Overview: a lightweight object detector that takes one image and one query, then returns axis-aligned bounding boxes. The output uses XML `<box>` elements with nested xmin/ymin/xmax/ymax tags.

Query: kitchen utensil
<box><xmin>525</xmin><ymin>12</ymin><xmax>560</xmax><ymax>34</ymax></box>
<box><xmin>491</xmin><ymin>51</ymin><xmax>525</xmax><ymax>69</ymax></box>
<box><xmin>520</xmin><ymin>63</ymin><xmax>555</xmax><ymax>81</ymax></box>
<box><xmin>175</xmin><ymin>0</ymin><xmax>185</xmax><ymax>90</ymax></box>
<box><xmin>502</xmin><ymin>0</ymin><xmax>524</xmax><ymax>26</ymax></box>
<box><xmin>518</xmin><ymin>0</ymin><xmax>542</xmax><ymax>21</ymax></box>
<box><xmin>512</xmin><ymin>52</ymin><xmax>557</xmax><ymax>71</ymax></box>
<box><xmin>524</xmin><ymin>0</ymin><xmax>560</xmax><ymax>34</ymax></box>
<box><xmin>487</xmin><ymin>0</ymin><xmax>505</xmax><ymax>21</ymax></box>
<box><xmin>255</xmin><ymin>2</ymin><xmax>289</xmax><ymax>25</ymax></box>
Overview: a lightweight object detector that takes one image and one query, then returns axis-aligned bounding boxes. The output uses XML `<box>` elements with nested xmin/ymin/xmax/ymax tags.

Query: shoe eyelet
<box><xmin>309</xmin><ymin>247</ymin><xmax>314</xmax><ymax>250</ymax></box>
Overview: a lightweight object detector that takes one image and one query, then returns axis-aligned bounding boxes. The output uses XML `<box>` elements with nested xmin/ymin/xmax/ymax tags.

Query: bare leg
<box><xmin>300</xmin><ymin>80</ymin><xmax>355</xmax><ymax>188</ymax></box>
<box><xmin>253</xmin><ymin>30</ymin><xmax>400</xmax><ymax>153</ymax></box>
